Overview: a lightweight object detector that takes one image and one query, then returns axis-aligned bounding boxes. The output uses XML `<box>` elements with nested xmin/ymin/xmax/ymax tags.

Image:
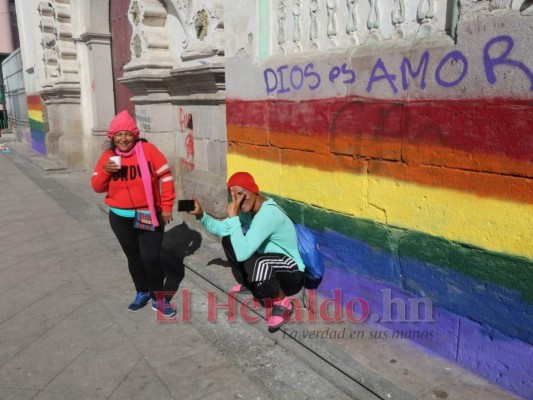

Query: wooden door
<box><xmin>110</xmin><ymin>0</ymin><xmax>134</xmax><ymax>116</ymax></box>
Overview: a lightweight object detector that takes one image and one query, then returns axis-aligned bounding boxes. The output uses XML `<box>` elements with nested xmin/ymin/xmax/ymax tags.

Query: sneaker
<box><xmin>231</xmin><ymin>284</ymin><xmax>251</xmax><ymax>294</ymax></box>
<box><xmin>128</xmin><ymin>291</ymin><xmax>151</xmax><ymax>312</ymax></box>
<box><xmin>151</xmin><ymin>298</ymin><xmax>177</xmax><ymax>318</ymax></box>
<box><xmin>267</xmin><ymin>297</ymin><xmax>294</xmax><ymax>333</ymax></box>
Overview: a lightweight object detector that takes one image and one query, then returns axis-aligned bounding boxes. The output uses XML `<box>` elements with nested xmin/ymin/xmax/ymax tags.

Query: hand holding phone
<box><xmin>177</xmin><ymin>199</ymin><xmax>195</xmax><ymax>212</ymax></box>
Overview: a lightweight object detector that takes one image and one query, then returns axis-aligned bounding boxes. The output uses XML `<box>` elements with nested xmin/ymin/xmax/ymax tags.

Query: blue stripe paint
<box><xmin>315</xmin><ymin>230</ymin><xmax>533</xmax><ymax>344</ymax></box>
<box><xmin>317</xmin><ymin>230</ymin><xmax>402</xmax><ymax>287</ymax></box>
<box><xmin>401</xmin><ymin>257</ymin><xmax>533</xmax><ymax>344</ymax></box>
<box><xmin>30</xmin><ymin>128</ymin><xmax>46</xmax><ymax>154</ymax></box>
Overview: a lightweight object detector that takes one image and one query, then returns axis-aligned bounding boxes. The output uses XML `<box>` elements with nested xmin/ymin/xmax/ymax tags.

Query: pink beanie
<box><xmin>227</xmin><ymin>172</ymin><xmax>259</xmax><ymax>194</ymax></box>
<box><xmin>107</xmin><ymin>110</ymin><xmax>140</xmax><ymax>139</ymax></box>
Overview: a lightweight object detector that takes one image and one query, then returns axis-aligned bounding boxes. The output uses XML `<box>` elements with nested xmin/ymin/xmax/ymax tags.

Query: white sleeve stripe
<box><xmin>92</xmin><ymin>172</ymin><xmax>98</xmax><ymax>176</ymax></box>
<box><xmin>161</xmin><ymin>176</ymin><xmax>174</xmax><ymax>183</ymax></box>
<box><xmin>156</xmin><ymin>164</ymin><xmax>169</xmax><ymax>174</ymax></box>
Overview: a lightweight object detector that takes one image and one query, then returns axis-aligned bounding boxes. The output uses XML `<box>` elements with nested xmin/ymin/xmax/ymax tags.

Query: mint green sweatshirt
<box><xmin>199</xmin><ymin>198</ymin><xmax>305</xmax><ymax>271</ymax></box>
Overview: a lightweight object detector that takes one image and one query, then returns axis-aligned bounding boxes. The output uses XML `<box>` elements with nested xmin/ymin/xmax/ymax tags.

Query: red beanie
<box><xmin>227</xmin><ymin>172</ymin><xmax>259</xmax><ymax>194</ymax></box>
<box><xmin>107</xmin><ymin>110</ymin><xmax>140</xmax><ymax>139</ymax></box>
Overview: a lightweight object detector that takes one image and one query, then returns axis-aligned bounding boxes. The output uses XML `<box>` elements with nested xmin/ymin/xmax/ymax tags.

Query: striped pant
<box><xmin>222</xmin><ymin>236</ymin><xmax>303</xmax><ymax>298</ymax></box>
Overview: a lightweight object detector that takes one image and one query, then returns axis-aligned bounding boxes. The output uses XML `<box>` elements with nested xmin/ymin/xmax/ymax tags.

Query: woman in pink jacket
<box><xmin>91</xmin><ymin>110</ymin><xmax>176</xmax><ymax>318</ymax></box>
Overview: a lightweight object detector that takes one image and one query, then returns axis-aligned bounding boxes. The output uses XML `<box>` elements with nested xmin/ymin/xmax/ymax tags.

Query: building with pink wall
<box><xmin>0</xmin><ymin>0</ymin><xmax>16</xmax><ymax>54</ymax></box>
<box><xmin>0</xmin><ymin>0</ymin><xmax>18</xmax><ymax>130</ymax></box>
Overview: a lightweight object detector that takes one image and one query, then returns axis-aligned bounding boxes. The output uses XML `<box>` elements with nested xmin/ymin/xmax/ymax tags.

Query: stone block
<box><xmin>136</xmin><ymin>103</ymin><xmax>175</xmax><ymax>132</ymax></box>
<box><xmin>190</xmin><ymin>105</ymin><xmax>227</xmax><ymax>141</ymax></box>
<box><xmin>207</xmin><ymin>140</ymin><xmax>227</xmax><ymax>175</ymax></box>
<box><xmin>182</xmin><ymin>169</ymin><xmax>227</xmax><ymax>218</ymax></box>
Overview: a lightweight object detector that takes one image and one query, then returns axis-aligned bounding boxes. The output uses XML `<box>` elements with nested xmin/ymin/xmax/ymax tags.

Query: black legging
<box><xmin>109</xmin><ymin>211</ymin><xmax>165</xmax><ymax>294</ymax></box>
<box><xmin>222</xmin><ymin>236</ymin><xmax>303</xmax><ymax>299</ymax></box>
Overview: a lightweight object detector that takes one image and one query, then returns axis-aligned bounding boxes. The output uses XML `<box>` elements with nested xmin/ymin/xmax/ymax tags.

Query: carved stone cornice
<box><xmin>167</xmin><ymin>63</ymin><xmax>225</xmax><ymax>97</ymax></box>
<box><xmin>118</xmin><ymin>70</ymin><xmax>170</xmax><ymax>100</ymax></box>
<box><xmin>118</xmin><ymin>63</ymin><xmax>225</xmax><ymax>105</ymax></box>
<box><xmin>78</xmin><ymin>32</ymin><xmax>112</xmax><ymax>46</ymax></box>
<box><xmin>91</xmin><ymin>127</ymin><xmax>109</xmax><ymax>137</ymax></box>
<box><xmin>40</xmin><ymin>82</ymin><xmax>81</xmax><ymax>105</ymax></box>
<box><xmin>123</xmin><ymin>61</ymin><xmax>174</xmax><ymax>74</ymax></box>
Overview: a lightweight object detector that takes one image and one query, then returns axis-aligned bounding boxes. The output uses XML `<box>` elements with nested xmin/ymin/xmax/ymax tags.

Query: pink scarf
<box><xmin>115</xmin><ymin>142</ymin><xmax>159</xmax><ymax>228</ymax></box>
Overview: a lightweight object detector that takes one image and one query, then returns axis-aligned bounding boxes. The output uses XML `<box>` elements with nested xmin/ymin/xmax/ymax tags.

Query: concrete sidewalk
<box><xmin>0</xmin><ymin>142</ymin><xmax>519</xmax><ymax>400</ymax></box>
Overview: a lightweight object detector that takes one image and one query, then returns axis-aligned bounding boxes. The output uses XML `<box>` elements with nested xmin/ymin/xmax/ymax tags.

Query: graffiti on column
<box><xmin>178</xmin><ymin>107</ymin><xmax>195</xmax><ymax>172</ymax></box>
<box><xmin>27</xmin><ymin>95</ymin><xmax>46</xmax><ymax>155</ymax></box>
<box><xmin>137</xmin><ymin>109</ymin><xmax>152</xmax><ymax>131</ymax></box>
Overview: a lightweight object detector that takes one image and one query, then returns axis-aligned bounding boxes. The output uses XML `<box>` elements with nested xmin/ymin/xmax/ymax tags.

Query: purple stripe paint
<box><xmin>314</xmin><ymin>230</ymin><xmax>533</xmax><ymax>398</ymax></box>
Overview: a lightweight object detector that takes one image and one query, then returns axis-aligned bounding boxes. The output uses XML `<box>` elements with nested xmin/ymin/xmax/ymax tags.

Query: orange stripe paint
<box><xmin>228</xmin><ymin>127</ymin><xmax>533</xmax><ymax>204</ymax></box>
<box><xmin>368</xmin><ymin>161</ymin><xmax>533</xmax><ymax>205</ymax></box>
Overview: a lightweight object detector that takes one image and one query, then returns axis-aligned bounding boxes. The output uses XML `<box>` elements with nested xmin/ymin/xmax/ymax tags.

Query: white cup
<box><xmin>109</xmin><ymin>155</ymin><xmax>121</xmax><ymax>168</ymax></box>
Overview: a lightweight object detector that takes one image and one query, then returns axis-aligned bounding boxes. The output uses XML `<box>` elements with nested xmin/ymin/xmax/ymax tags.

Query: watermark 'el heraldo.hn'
<box><xmin>154</xmin><ymin>288</ymin><xmax>435</xmax><ymax>326</ymax></box>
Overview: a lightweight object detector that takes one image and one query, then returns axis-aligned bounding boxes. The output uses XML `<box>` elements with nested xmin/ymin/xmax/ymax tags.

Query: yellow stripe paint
<box><xmin>28</xmin><ymin>109</ymin><xmax>44</xmax><ymax>122</ymax></box>
<box><xmin>228</xmin><ymin>154</ymin><xmax>533</xmax><ymax>260</ymax></box>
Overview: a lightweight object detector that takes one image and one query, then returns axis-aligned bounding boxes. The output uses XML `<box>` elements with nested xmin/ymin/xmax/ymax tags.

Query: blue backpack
<box><xmin>272</xmin><ymin>204</ymin><xmax>324</xmax><ymax>289</ymax></box>
<box><xmin>294</xmin><ymin>223</ymin><xmax>324</xmax><ymax>289</ymax></box>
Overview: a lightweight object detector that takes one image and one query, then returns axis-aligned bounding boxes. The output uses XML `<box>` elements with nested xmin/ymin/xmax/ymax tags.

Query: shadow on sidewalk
<box><xmin>161</xmin><ymin>222</ymin><xmax>202</xmax><ymax>293</ymax></box>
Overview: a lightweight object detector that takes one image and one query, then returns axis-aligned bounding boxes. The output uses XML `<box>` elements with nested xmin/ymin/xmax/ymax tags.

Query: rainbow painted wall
<box><xmin>27</xmin><ymin>94</ymin><xmax>46</xmax><ymax>155</ymax></box>
<box><xmin>225</xmin><ymin>19</ymin><xmax>533</xmax><ymax>399</ymax></box>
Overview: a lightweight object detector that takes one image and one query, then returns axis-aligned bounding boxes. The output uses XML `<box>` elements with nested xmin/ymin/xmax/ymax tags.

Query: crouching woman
<box><xmin>190</xmin><ymin>172</ymin><xmax>304</xmax><ymax>332</ymax></box>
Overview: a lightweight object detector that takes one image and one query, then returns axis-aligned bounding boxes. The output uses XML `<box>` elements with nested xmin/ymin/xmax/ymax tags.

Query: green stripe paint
<box><xmin>268</xmin><ymin>193</ymin><xmax>533</xmax><ymax>302</ymax></box>
<box><xmin>29</xmin><ymin>119</ymin><xmax>44</xmax><ymax>132</ymax></box>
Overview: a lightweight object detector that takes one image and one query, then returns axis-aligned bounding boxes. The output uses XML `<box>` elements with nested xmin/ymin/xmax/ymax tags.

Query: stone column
<box><xmin>38</xmin><ymin>0</ymin><xmax>83</xmax><ymax>169</ymax></box>
<box><xmin>79</xmin><ymin>31</ymin><xmax>115</xmax><ymax>166</ymax></box>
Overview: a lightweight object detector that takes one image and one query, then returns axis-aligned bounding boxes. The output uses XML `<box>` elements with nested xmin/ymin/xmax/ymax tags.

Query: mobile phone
<box><xmin>177</xmin><ymin>199</ymin><xmax>195</xmax><ymax>212</ymax></box>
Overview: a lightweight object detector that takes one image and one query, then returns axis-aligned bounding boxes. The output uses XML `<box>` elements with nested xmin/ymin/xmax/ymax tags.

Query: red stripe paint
<box><xmin>227</xmin><ymin>98</ymin><xmax>533</xmax><ymax>163</ymax></box>
<box><xmin>27</xmin><ymin>95</ymin><xmax>43</xmax><ymax>111</ymax></box>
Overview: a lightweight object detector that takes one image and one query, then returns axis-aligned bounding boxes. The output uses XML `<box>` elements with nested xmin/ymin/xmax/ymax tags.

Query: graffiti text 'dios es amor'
<box><xmin>263</xmin><ymin>35</ymin><xmax>533</xmax><ymax>95</ymax></box>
